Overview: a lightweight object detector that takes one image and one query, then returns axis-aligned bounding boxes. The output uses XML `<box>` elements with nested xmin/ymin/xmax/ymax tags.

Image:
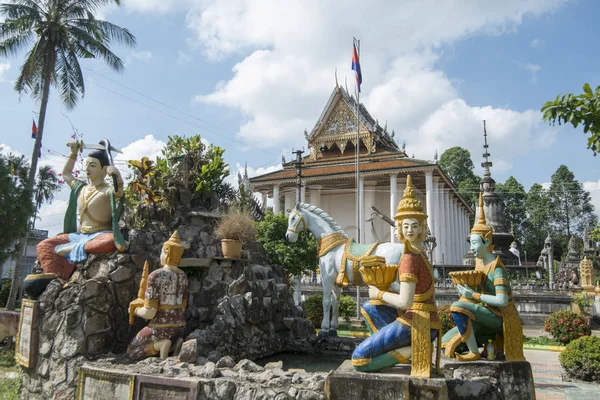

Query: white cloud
<box><xmin>131</xmin><ymin>50</ymin><xmax>153</xmax><ymax>61</ymax></box>
<box><xmin>187</xmin><ymin>0</ymin><xmax>566</xmax><ymax>173</ymax></box>
<box><xmin>583</xmin><ymin>180</ymin><xmax>600</xmax><ymax>214</ymax></box>
<box><xmin>0</xmin><ymin>62</ymin><xmax>10</xmax><ymax>82</ymax></box>
<box><xmin>177</xmin><ymin>51</ymin><xmax>192</xmax><ymax>65</ymax></box>
<box><xmin>516</xmin><ymin>62</ymin><xmax>542</xmax><ymax>83</ymax></box>
<box><xmin>36</xmin><ymin>199</ymin><xmax>68</xmax><ymax>237</ymax></box>
<box><xmin>529</xmin><ymin>38</ymin><xmax>545</xmax><ymax>48</ymax></box>
<box><xmin>225</xmin><ymin>161</ymin><xmax>283</xmax><ymax>189</ymax></box>
<box><xmin>0</xmin><ymin>143</ymin><xmax>20</xmax><ymax>157</ymax></box>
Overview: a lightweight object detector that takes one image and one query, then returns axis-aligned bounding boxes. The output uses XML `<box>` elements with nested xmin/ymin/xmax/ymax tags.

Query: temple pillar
<box><xmin>452</xmin><ymin>198</ymin><xmax>459</xmax><ymax>264</ymax></box>
<box><xmin>272</xmin><ymin>184</ymin><xmax>280</xmax><ymax>214</ymax></box>
<box><xmin>425</xmin><ymin>171</ymin><xmax>434</xmax><ymax>256</ymax></box>
<box><xmin>364</xmin><ymin>181</ymin><xmax>377</xmax><ymax>244</ymax></box>
<box><xmin>449</xmin><ymin>196</ymin><xmax>456</xmax><ymax>264</ymax></box>
<box><xmin>284</xmin><ymin>188</ymin><xmax>295</xmax><ymax>216</ymax></box>
<box><xmin>301</xmin><ymin>184</ymin><xmax>306</xmax><ymax>203</ymax></box>
<box><xmin>432</xmin><ymin>176</ymin><xmax>441</xmax><ymax>264</ymax></box>
<box><xmin>260</xmin><ymin>190</ymin><xmax>268</xmax><ymax>212</ymax></box>
<box><xmin>389</xmin><ymin>174</ymin><xmax>398</xmax><ymax>243</ymax></box>
<box><xmin>359</xmin><ymin>176</ymin><xmax>365</xmax><ymax>243</ymax></box>
<box><xmin>441</xmin><ymin>186</ymin><xmax>449</xmax><ymax>264</ymax></box>
<box><xmin>309</xmin><ymin>185</ymin><xmax>322</xmax><ymax>208</ymax></box>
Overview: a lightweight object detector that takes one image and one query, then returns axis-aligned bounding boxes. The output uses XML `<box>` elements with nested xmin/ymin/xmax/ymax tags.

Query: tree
<box><xmin>0</xmin><ymin>151</ymin><xmax>34</xmax><ymax>267</ymax></box>
<box><xmin>496</xmin><ymin>176</ymin><xmax>527</xmax><ymax>244</ymax></box>
<box><xmin>0</xmin><ymin>0</ymin><xmax>136</xmax><ymax>310</ymax></box>
<box><xmin>255</xmin><ymin>210</ymin><xmax>318</xmax><ymax>277</ymax></box>
<box><xmin>32</xmin><ymin>165</ymin><xmax>60</xmax><ymax>227</ymax></box>
<box><xmin>542</xmin><ymin>83</ymin><xmax>600</xmax><ymax>155</ymax></box>
<box><xmin>439</xmin><ymin>146</ymin><xmax>481</xmax><ymax>209</ymax></box>
<box><xmin>523</xmin><ymin>183</ymin><xmax>551</xmax><ymax>262</ymax></box>
<box><xmin>548</xmin><ymin>165</ymin><xmax>597</xmax><ymax>238</ymax></box>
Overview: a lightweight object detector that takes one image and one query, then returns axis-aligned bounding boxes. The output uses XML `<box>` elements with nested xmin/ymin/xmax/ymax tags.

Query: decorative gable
<box><xmin>306</xmin><ymin>86</ymin><xmax>399</xmax><ymax>160</ymax></box>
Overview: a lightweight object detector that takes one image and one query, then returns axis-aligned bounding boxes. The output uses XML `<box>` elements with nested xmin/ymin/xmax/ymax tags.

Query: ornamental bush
<box><xmin>438</xmin><ymin>305</ymin><xmax>456</xmax><ymax>334</ymax></box>
<box><xmin>339</xmin><ymin>295</ymin><xmax>357</xmax><ymax>322</ymax></box>
<box><xmin>544</xmin><ymin>310</ymin><xmax>591</xmax><ymax>344</ymax></box>
<box><xmin>559</xmin><ymin>336</ymin><xmax>600</xmax><ymax>382</ymax></box>
<box><xmin>303</xmin><ymin>294</ymin><xmax>323</xmax><ymax>328</ymax></box>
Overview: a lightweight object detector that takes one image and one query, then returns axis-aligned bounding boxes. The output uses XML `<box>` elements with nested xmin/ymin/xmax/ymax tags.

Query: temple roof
<box><xmin>305</xmin><ymin>86</ymin><xmax>401</xmax><ymax>160</ymax></box>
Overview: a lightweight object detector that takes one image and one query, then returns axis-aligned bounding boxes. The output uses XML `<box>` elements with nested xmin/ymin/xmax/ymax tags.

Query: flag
<box><xmin>351</xmin><ymin>39</ymin><xmax>362</xmax><ymax>93</ymax></box>
<box><xmin>32</xmin><ymin>120</ymin><xmax>37</xmax><ymax>139</ymax></box>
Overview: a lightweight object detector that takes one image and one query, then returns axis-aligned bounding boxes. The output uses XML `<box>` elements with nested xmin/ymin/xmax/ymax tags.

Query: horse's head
<box><xmin>286</xmin><ymin>204</ymin><xmax>307</xmax><ymax>242</ymax></box>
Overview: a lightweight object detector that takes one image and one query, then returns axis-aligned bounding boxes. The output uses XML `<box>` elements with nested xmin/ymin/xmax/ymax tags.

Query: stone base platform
<box><xmin>326</xmin><ymin>359</ymin><xmax>536</xmax><ymax>400</ymax></box>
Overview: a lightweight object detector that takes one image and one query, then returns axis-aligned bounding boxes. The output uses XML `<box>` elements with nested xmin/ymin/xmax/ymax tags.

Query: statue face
<box><xmin>470</xmin><ymin>233</ymin><xmax>490</xmax><ymax>259</ymax></box>
<box><xmin>401</xmin><ymin>218</ymin><xmax>423</xmax><ymax>243</ymax></box>
<box><xmin>85</xmin><ymin>157</ymin><xmax>107</xmax><ymax>181</ymax></box>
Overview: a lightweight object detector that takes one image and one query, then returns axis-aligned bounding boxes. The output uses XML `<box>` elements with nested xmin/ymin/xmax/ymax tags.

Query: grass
<box><xmin>0</xmin><ymin>348</ymin><xmax>20</xmax><ymax>400</ymax></box>
<box><xmin>523</xmin><ymin>335</ymin><xmax>562</xmax><ymax>347</ymax></box>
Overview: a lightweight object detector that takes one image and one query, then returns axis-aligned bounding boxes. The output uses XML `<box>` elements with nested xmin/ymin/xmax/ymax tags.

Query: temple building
<box><xmin>250</xmin><ymin>86</ymin><xmax>473</xmax><ymax>265</ymax></box>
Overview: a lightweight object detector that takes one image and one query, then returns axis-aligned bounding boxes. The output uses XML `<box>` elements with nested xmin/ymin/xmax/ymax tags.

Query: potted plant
<box><xmin>215</xmin><ymin>210</ymin><xmax>257</xmax><ymax>258</ymax></box>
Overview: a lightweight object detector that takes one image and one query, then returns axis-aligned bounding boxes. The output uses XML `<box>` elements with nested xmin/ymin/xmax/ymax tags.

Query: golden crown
<box><xmin>165</xmin><ymin>231</ymin><xmax>183</xmax><ymax>248</ymax></box>
<box><xmin>395</xmin><ymin>175</ymin><xmax>427</xmax><ymax>222</ymax></box>
<box><xmin>471</xmin><ymin>193</ymin><xmax>493</xmax><ymax>240</ymax></box>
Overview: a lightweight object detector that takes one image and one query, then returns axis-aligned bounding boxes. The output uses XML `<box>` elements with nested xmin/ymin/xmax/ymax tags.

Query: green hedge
<box><xmin>544</xmin><ymin>310</ymin><xmax>590</xmax><ymax>344</ymax></box>
<box><xmin>303</xmin><ymin>294</ymin><xmax>357</xmax><ymax>328</ymax></box>
<box><xmin>559</xmin><ymin>336</ymin><xmax>600</xmax><ymax>382</ymax></box>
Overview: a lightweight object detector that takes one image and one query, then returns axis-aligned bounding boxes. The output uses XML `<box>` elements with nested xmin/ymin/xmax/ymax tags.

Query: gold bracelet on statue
<box><xmin>377</xmin><ymin>291</ymin><xmax>385</xmax><ymax>301</ymax></box>
<box><xmin>472</xmin><ymin>292</ymin><xmax>481</xmax><ymax>301</ymax></box>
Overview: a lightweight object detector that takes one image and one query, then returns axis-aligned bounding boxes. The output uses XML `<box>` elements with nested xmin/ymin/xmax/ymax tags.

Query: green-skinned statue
<box><xmin>442</xmin><ymin>193</ymin><xmax>525</xmax><ymax>361</ymax></box>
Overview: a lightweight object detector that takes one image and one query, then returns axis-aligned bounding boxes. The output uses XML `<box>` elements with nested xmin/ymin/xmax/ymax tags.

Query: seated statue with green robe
<box><xmin>442</xmin><ymin>194</ymin><xmax>525</xmax><ymax>362</ymax></box>
<box><xmin>37</xmin><ymin>141</ymin><xmax>126</xmax><ymax>280</ymax></box>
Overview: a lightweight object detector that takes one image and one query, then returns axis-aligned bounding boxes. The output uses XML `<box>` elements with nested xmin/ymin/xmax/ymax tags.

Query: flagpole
<box><xmin>354</xmin><ymin>37</ymin><xmax>361</xmax><ymax>245</ymax></box>
<box><xmin>353</xmin><ymin>37</ymin><xmax>361</xmax><ymax>320</ymax></box>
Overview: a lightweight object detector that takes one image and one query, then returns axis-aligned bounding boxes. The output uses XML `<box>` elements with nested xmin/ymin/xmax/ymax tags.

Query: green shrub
<box><xmin>544</xmin><ymin>310</ymin><xmax>591</xmax><ymax>344</ymax></box>
<box><xmin>559</xmin><ymin>336</ymin><xmax>600</xmax><ymax>382</ymax></box>
<box><xmin>339</xmin><ymin>295</ymin><xmax>357</xmax><ymax>322</ymax></box>
<box><xmin>438</xmin><ymin>305</ymin><xmax>456</xmax><ymax>335</ymax></box>
<box><xmin>303</xmin><ymin>294</ymin><xmax>323</xmax><ymax>328</ymax></box>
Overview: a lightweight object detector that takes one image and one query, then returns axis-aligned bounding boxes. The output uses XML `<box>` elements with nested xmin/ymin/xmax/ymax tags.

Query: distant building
<box><xmin>1</xmin><ymin>229</ymin><xmax>48</xmax><ymax>280</ymax></box>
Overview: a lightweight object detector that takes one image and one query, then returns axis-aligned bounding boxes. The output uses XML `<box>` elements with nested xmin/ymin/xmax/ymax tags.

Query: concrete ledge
<box><xmin>326</xmin><ymin>360</ymin><xmax>448</xmax><ymax>400</ymax></box>
<box><xmin>326</xmin><ymin>359</ymin><xmax>536</xmax><ymax>400</ymax></box>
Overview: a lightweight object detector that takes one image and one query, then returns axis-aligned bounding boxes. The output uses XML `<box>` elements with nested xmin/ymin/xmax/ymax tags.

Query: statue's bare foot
<box><xmin>172</xmin><ymin>338</ymin><xmax>183</xmax><ymax>356</ymax></box>
<box><xmin>57</xmin><ymin>244</ymin><xmax>76</xmax><ymax>256</ymax></box>
<box><xmin>455</xmin><ymin>351</ymin><xmax>481</xmax><ymax>362</ymax></box>
<box><xmin>155</xmin><ymin>339</ymin><xmax>172</xmax><ymax>360</ymax></box>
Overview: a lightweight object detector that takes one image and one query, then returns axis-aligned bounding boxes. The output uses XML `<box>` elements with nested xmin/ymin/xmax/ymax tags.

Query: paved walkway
<box><xmin>525</xmin><ymin>350</ymin><xmax>600</xmax><ymax>400</ymax></box>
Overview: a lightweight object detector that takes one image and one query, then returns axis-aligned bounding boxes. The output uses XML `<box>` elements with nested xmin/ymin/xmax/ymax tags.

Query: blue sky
<box><xmin>1</xmin><ymin>0</ymin><xmax>599</xmax><ymax>235</ymax></box>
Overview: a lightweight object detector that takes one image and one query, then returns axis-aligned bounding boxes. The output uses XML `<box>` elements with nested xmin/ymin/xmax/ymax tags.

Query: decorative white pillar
<box><xmin>444</xmin><ymin>189</ymin><xmax>452</xmax><ymax>264</ymax></box>
<box><xmin>284</xmin><ymin>188</ymin><xmax>295</xmax><ymax>216</ymax></box>
<box><xmin>301</xmin><ymin>184</ymin><xmax>306</xmax><ymax>203</ymax></box>
<box><xmin>309</xmin><ymin>185</ymin><xmax>322</xmax><ymax>208</ymax></box>
<box><xmin>452</xmin><ymin>198</ymin><xmax>459</xmax><ymax>264</ymax></box>
<box><xmin>432</xmin><ymin>176</ymin><xmax>441</xmax><ymax>264</ymax></box>
<box><xmin>260</xmin><ymin>190</ymin><xmax>268</xmax><ymax>212</ymax></box>
<box><xmin>272</xmin><ymin>184</ymin><xmax>280</xmax><ymax>214</ymax></box>
<box><xmin>389</xmin><ymin>174</ymin><xmax>398</xmax><ymax>243</ymax></box>
<box><xmin>364</xmin><ymin>181</ymin><xmax>378</xmax><ymax>244</ymax></box>
<box><xmin>425</xmin><ymin>171</ymin><xmax>434</xmax><ymax>248</ymax></box>
<box><xmin>359</xmin><ymin>176</ymin><xmax>365</xmax><ymax>243</ymax></box>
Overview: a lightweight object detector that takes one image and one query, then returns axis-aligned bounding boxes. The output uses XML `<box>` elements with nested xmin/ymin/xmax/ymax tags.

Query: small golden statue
<box><xmin>127</xmin><ymin>231</ymin><xmax>188</xmax><ymax>361</ymax></box>
<box><xmin>352</xmin><ymin>175</ymin><xmax>441</xmax><ymax>377</ymax></box>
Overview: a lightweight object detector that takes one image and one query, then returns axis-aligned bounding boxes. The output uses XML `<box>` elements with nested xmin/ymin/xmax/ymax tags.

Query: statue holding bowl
<box><xmin>442</xmin><ymin>194</ymin><xmax>525</xmax><ymax>362</ymax></box>
<box><xmin>351</xmin><ymin>175</ymin><xmax>440</xmax><ymax>377</ymax></box>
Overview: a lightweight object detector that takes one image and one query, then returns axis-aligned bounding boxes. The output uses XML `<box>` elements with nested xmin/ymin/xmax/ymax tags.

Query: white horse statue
<box><xmin>286</xmin><ymin>203</ymin><xmax>404</xmax><ymax>336</ymax></box>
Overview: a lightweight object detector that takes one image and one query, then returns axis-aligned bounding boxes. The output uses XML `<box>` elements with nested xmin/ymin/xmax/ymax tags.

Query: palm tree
<box><xmin>31</xmin><ymin>165</ymin><xmax>60</xmax><ymax>227</ymax></box>
<box><xmin>0</xmin><ymin>0</ymin><xmax>136</xmax><ymax>309</ymax></box>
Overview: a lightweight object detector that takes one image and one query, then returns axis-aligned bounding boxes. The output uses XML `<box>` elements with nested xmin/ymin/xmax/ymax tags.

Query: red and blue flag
<box><xmin>31</xmin><ymin>120</ymin><xmax>37</xmax><ymax>139</ymax></box>
<box><xmin>351</xmin><ymin>39</ymin><xmax>362</xmax><ymax>92</ymax></box>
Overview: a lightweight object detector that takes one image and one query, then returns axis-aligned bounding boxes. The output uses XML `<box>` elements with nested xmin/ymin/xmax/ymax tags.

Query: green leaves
<box><xmin>541</xmin><ymin>83</ymin><xmax>600</xmax><ymax>155</ymax></box>
<box><xmin>255</xmin><ymin>210</ymin><xmax>318</xmax><ymax>277</ymax></box>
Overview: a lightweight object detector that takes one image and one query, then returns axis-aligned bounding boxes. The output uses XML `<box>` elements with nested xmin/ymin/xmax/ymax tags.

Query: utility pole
<box><xmin>293</xmin><ymin>149</ymin><xmax>304</xmax><ymax>205</ymax></box>
<box><xmin>292</xmin><ymin>149</ymin><xmax>304</xmax><ymax>306</ymax></box>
